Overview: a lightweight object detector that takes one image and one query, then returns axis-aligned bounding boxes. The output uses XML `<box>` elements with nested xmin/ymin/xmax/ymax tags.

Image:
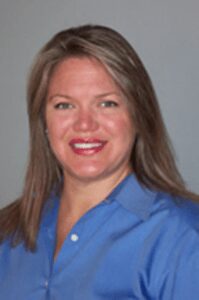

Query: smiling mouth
<box><xmin>73</xmin><ymin>142</ymin><xmax>103</xmax><ymax>149</ymax></box>
<box><xmin>69</xmin><ymin>139</ymin><xmax>107</xmax><ymax>155</ymax></box>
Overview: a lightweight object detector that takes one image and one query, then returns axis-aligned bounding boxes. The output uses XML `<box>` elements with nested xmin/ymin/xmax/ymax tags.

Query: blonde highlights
<box><xmin>0</xmin><ymin>24</ymin><xmax>198</xmax><ymax>250</ymax></box>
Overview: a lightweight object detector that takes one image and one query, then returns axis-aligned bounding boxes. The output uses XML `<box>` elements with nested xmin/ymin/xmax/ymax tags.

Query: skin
<box><xmin>45</xmin><ymin>57</ymin><xmax>136</xmax><ymax>257</ymax></box>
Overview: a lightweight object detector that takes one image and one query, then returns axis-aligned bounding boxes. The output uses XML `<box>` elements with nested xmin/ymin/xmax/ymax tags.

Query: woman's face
<box><xmin>45</xmin><ymin>57</ymin><xmax>136</xmax><ymax>183</ymax></box>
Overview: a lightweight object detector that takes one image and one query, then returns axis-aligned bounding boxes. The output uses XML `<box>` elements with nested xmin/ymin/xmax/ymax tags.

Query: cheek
<box><xmin>46</xmin><ymin>115</ymin><xmax>71</xmax><ymax>139</ymax></box>
<box><xmin>114</xmin><ymin>118</ymin><xmax>136</xmax><ymax>151</ymax></box>
<box><xmin>105</xmin><ymin>115</ymin><xmax>134</xmax><ymax>137</ymax></box>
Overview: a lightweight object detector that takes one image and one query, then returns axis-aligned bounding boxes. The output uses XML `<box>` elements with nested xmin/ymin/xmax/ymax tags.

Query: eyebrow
<box><xmin>95</xmin><ymin>92</ymin><xmax>120</xmax><ymax>98</ymax></box>
<box><xmin>48</xmin><ymin>94</ymin><xmax>73</xmax><ymax>101</ymax></box>
<box><xmin>48</xmin><ymin>92</ymin><xmax>120</xmax><ymax>101</ymax></box>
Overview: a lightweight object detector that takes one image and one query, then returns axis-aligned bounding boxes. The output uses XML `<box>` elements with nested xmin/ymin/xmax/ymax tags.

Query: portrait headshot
<box><xmin>0</xmin><ymin>1</ymin><xmax>199</xmax><ymax>299</ymax></box>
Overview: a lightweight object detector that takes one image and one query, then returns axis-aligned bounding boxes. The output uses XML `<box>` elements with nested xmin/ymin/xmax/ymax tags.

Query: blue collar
<box><xmin>107</xmin><ymin>174</ymin><xmax>157</xmax><ymax>220</ymax></box>
<box><xmin>44</xmin><ymin>174</ymin><xmax>157</xmax><ymax>223</ymax></box>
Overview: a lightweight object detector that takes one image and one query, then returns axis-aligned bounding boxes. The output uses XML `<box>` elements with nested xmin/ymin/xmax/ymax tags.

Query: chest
<box><xmin>0</xmin><ymin>233</ymin><xmax>147</xmax><ymax>300</ymax></box>
<box><xmin>0</xmin><ymin>203</ymin><xmax>166</xmax><ymax>300</ymax></box>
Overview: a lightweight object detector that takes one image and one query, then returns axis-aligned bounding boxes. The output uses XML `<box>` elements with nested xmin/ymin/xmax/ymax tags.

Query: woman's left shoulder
<box><xmin>153</xmin><ymin>191</ymin><xmax>199</xmax><ymax>234</ymax></box>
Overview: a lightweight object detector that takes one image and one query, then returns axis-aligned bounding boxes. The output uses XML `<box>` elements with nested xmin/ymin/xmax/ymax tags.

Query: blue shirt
<box><xmin>1</xmin><ymin>174</ymin><xmax>199</xmax><ymax>299</ymax></box>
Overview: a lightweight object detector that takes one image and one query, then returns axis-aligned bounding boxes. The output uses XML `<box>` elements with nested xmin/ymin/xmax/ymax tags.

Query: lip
<box><xmin>69</xmin><ymin>138</ymin><xmax>107</xmax><ymax>155</ymax></box>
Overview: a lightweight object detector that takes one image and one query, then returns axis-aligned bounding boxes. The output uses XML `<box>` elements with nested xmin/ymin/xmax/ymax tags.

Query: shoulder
<box><xmin>115</xmin><ymin>178</ymin><xmax>199</xmax><ymax>298</ymax></box>
<box><xmin>0</xmin><ymin>200</ymin><xmax>21</xmax><ymax>246</ymax></box>
<box><xmin>126</xmin><ymin>188</ymin><xmax>199</xmax><ymax>260</ymax></box>
<box><xmin>145</xmin><ymin>193</ymin><xmax>199</xmax><ymax>299</ymax></box>
<box><xmin>115</xmin><ymin>174</ymin><xmax>199</xmax><ymax>235</ymax></box>
<box><xmin>152</xmin><ymin>191</ymin><xmax>199</xmax><ymax>233</ymax></box>
<box><xmin>144</xmin><ymin>191</ymin><xmax>199</xmax><ymax>271</ymax></box>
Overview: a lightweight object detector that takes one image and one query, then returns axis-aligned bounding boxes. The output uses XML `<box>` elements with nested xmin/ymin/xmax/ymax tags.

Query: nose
<box><xmin>73</xmin><ymin>108</ymin><xmax>99</xmax><ymax>132</ymax></box>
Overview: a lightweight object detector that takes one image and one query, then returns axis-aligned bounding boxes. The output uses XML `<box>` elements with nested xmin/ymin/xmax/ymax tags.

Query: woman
<box><xmin>0</xmin><ymin>24</ymin><xmax>199</xmax><ymax>299</ymax></box>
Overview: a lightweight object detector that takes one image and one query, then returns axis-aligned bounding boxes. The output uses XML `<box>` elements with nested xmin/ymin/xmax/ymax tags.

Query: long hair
<box><xmin>0</xmin><ymin>24</ymin><xmax>198</xmax><ymax>250</ymax></box>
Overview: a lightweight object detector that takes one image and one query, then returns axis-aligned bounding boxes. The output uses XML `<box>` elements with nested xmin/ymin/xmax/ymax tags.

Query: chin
<box><xmin>64</xmin><ymin>165</ymin><xmax>113</xmax><ymax>182</ymax></box>
<box><xmin>74</xmin><ymin>169</ymin><xmax>105</xmax><ymax>181</ymax></box>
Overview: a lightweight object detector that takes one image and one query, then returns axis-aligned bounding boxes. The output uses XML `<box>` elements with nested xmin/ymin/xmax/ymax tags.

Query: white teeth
<box><xmin>73</xmin><ymin>143</ymin><xmax>102</xmax><ymax>149</ymax></box>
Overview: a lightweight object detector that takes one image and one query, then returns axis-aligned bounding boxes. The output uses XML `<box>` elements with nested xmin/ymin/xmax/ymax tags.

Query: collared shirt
<box><xmin>1</xmin><ymin>174</ymin><xmax>199</xmax><ymax>299</ymax></box>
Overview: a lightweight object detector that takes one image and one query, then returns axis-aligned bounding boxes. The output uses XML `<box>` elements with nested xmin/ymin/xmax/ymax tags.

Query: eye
<box><xmin>54</xmin><ymin>102</ymin><xmax>74</xmax><ymax>110</ymax></box>
<box><xmin>99</xmin><ymin>100</ymin><xmax>119</xmax><ymax>108</ymax></box>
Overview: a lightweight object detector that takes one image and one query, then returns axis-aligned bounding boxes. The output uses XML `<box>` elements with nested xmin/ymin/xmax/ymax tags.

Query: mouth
<box><xmin>69</xmin><ymin>138</ymin><xmax>107</xmax><ymax>155</ymax></box>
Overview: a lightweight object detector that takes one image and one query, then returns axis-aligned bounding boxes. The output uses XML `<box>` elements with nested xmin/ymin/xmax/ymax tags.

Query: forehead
<box><xmin>48</xmin><ymin>56</ymin><xmax>120</xmax><ymax>92</ymax></box>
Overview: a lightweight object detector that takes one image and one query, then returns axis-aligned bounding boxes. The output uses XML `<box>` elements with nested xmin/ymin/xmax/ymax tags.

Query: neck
<box><xmin>60</xmin><ymin>168</ymin><xmax>131</xmax><ymax>218</ymax></box>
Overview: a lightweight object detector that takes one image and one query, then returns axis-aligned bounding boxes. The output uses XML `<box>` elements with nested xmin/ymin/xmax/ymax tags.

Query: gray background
<box><xmin>0</xmin><ymin>0</ymin><xmax>198</xmax><ymax>208</ymax></box>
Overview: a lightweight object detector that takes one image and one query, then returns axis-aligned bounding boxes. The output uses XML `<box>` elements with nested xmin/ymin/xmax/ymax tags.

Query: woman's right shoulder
<box><xmin>0</xmin><ymin>200</ymin><xmax>21</xmax><ymax>245</ymax></box>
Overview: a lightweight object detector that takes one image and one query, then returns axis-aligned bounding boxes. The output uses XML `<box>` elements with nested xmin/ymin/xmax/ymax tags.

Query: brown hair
<box><xmin>0</xmin><ymin>24</ymin><xmax>198</xmax><ymax>250</ymax></box>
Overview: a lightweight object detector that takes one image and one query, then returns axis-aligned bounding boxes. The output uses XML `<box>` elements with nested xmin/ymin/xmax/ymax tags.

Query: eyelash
<box><xmin>54</xmin><ymin>102</ymin><xmax>74</xmax><ymax>110</ymax></box>
<box><xmin>99</xmin><ymin>100</ymin><xmax>119</xmax><ymax>108</ymax></box>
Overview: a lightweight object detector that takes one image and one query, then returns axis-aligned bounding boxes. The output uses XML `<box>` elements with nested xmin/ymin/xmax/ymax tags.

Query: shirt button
<box><xmin>44</xmin><ymin>280</ymin><xmax>49</xmax><ymax>288</ymax></box>
<box><xmin>70</xmin><ymin>233</ymin><xmax>79</xmax><ymax>242</ymax></box>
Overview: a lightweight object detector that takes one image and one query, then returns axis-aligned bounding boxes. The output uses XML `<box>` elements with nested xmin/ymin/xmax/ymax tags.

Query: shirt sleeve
<box><xmin>157</xmin><ymin>230</ymin><xmax>199</xmax><ymax>300</ymax></box>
